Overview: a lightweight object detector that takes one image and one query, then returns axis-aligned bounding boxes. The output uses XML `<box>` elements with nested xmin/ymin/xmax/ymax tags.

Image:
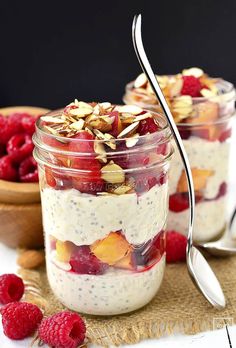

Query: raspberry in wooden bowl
<box><xmin>0</xmin><ymin>106</ymin><xmax>50</xmax><ymax>248</ymax></box>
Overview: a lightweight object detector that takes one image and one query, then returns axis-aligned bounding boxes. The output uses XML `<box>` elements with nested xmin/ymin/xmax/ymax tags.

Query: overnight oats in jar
<box><xmin>33</xmin><ymin>100</ymin><xmax>173</xmax><ymax>315</ymax></box>
<box><xmin>124</xmin><ymin>67</ymin><xmax>235</xmax><ymax>242</ymax></box>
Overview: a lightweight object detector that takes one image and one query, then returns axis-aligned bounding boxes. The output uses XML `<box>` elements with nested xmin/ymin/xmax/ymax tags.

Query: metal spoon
<box><xmin>132</xmin><ymin>14</ymin><xmax>226</xmax><ymax>309</ymax></box>
<box><xmin>197</xmin><ymin>207</ymin><xmax>236</xmax><ymax>256</ymax></box>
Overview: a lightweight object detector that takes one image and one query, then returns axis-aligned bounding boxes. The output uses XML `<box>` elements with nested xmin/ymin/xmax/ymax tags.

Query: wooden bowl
<box><xmin>0</xmin><ymin>106</ymin><xmax>50</xmax><ymax>249</ymax></box>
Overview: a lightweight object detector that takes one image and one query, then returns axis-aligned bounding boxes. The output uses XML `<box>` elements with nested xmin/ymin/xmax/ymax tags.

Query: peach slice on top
<box><xmin>56</xmin><ymin>240</ymin><xmax>75</xmax><ymax>263</ymax></box>
<box><xmin>177</xmin><ymin>168</ymin><xmax>214</xmax><ymax>193</ymax></box>
<box><xmin>91</xmin><ymin>232</ymin><xmax>132</xmax><ymax>265</ymax></box>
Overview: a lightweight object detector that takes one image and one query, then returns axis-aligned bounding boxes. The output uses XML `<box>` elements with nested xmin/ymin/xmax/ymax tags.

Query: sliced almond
<box><xmin>70</xmin><ymin>107</ymin><xmax>93</xmax><ymax>117</ymax></box>
<box><xmin>99</xmin><ymin>102</ymin><xmax>112</xmax><ymax>110</ymax></box>
<box><xmin>77</xmin><ymin>101</ymin><xmax>93</xmax><ymax>109</ymax></box>
<box><xmin>134</xmin><ymin>73</ymin><xmax>148</xmax><ymax>88</ymax></box>
<box><xmin>84</xmin><ymin>127</ymin><xmax>94</xmax><ymax>135</ymax></box>
<box><xmin>113</xmin><ymin>184</ymin><xmax>132</xmax><ymax>195</ymax></box>
<box><xmin>117</xmin><ymin>121</ymin><xmax>139</xmax><ymax>138</ymax></box>
<box><xmin>41</xmin><ymin>116</ymin><xmax>64</xmax><ymax>123</ymax></box>
<box><xmin>200</xmin><ymin>88</ymin><xmax>217</xmax><ymax>98</ymax></box>
<box><xmin>115</xmin><ymin>105</ymin><xmax>143</xmax><ymax>115</ymax></box>
<box><xmin>135</xmin><ymin>112</ymin><xmax>152</xmax><ymax>121</ymax></box>
<box><xmin>169</xmin><ymin>78</ymin><xmax>184</xmax><ymax>98</ymax></box>
<box><xmin>101</xmin><ymin>161</ymin><xmax>125</xmax><ymax>184</ymax></box>
<box><xmin>90</xmin><ymin>118</ymin><xmax>112</xmax><ymax>132</ymax></box>
<box><xmin>126</xmin><ymin>133</ymin><xmax>139</xmax><ymax>148</ymax></box>
<box><xmin>94</xmin><ymin>141</ymin><xmax>107</xmax><ymax>163</ymax></box>
<box><xmin>43</xmin><ymin>125</ymin><xmax>59</xmax><ymax>135</ymax></box>
<box><xmin>74</xmin><ymin>99</ymin><xmax>80</xmax><ymax>106</ymax></box>
<box><xmin>69</xmin><ymin>119</ymin><xmax>85</xmax><ymax>131</ymax></box>
<box><xmin>99</xmin><ymin>115</ymin><xmax>115</xmax><ymax>124</ymax></box>
<box><xmin>182</xmin><ymin>67</ymin><xmax>204</xmax><ymax>78</ymax></box>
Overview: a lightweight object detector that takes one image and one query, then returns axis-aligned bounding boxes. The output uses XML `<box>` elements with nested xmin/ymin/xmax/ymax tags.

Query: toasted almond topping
<box><xmin>169</xmin><ymin>78</ymin><xmax>184</xmax><ymax>98</ymax></box>
<box><xmin>43</xmin><ymin>125</ymin><xmax>59</xmax><ymax>135</ymax></box>
<box><xmin>69</xmin><ymin>119</ymin><xmax>85</xmax><ymax>130</ymax></box>
<box><xmin>70</xmin><ymin>107</ymin><xmax>93</xmax><ymax>117</ymax></box>
<box><xmin>135</xmin><ymin>112</ymin><xmax>153</xmax><ymax>121</ymax></box>
<box><xmin>101</xmin><ymin>161</ymin><xmax>125</xmax><ymax>184</ymax></box>
<box><xmin>41</xmin><ymin>116</ymin><xmax>65</xmax><ymax>123</ymax></box>
<box><xmin>99</xmin><ymin>115</ymin><xmax>114</xmax><ymax>124</ymax></box>
<box><xmin>113</xmin><ymin>185</ymin><xmax>132</xmax><ymax>195</ymax></box>
<box><xmin>116</xmin><ymin>105</ymin><xmax>143</xmax><ymax>115</ymax></box>
<box><xmin>134</xmin><ymin>73</ymin><xmax>148</xmax><ymax>88</ymax></box>
<box><xmin>90</xmin><ymin>118</ymin><xmax>112</xmax><ymax>132</ymax></box>
<box><xmin>117</xmin><ymin>121</ymin><xmax>139</xmax><ymax>138</ymax></box>
<box><xmin>77</xmin><ymin>101</ymin><xmax>93</xmax><ymax>109</ymax></box>
<box><xmin>200</xmin><ymin>88</ymin><xmax>217</xmax><ymax>98</ymax></box>
<box><xmin>94</xmin><ymin>141</ymin><xmax>107</xmax><ymax>163</ymax></box>
<box><xmin>182</xmin><ymin>67</ymin><xmax>204</xmax><ymax>78</ymax></box>
<box><xmin>126</xmin><ymin>133</ymin><xmax>139</xmax><ymax>148</ymax></box>
<box><xmin>84</xmin><ymin>127</ymin><xmax>94</xmax><ymax>135</ymax></box>
<box><xmin>99</xmin><ymin>102</ymin><xmax>112</xmax><ymax>109</ymax></box>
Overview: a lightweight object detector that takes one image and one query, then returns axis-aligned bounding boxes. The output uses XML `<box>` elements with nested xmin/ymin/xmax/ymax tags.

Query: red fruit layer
<box><xmin>133</xmin><ymin>231</ymin><xmax>165</xmax><ymax>269</ymax></box>
<box><xmin>137</xmin><ymin>117</ymin><xmax>159</xmax><ymax>135</ymax></box>
<box><xmin>169</xmin><ymin>182</ymin><xmax>227</xmax><ymax>213</ymax></box>
<box><xmin>178</xmin><ymin>125</ymin><xmax>232</xmax><ymax>143</ymax></box>
<box><xmin>69</xmin><ymin>245</ymin><xmax>108</xmax><ymax>275</ymax></box>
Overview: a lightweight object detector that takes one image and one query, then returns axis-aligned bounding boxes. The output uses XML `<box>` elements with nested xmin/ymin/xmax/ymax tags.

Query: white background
<box><xmin>0</xmin><ymin>121</ymin><xmax>236</xmax><ymax>347</ymax></box>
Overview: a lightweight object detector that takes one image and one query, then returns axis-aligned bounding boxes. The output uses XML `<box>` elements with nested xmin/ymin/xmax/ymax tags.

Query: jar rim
<box><xmin>35</xmin><ymin>108</ymin><xmax>172</xmax><ymax>151</ymax></box>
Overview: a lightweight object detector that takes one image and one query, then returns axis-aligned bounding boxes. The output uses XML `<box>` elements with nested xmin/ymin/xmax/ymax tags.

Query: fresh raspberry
<box><xmin>166</xmin><ymin>230</ymin><xmax>187</xmax><ymax>263</ymax></box>
<box><xmin>0</xmin><ymin>116</ymin><xmax>15</xmax><ymax>145</ymax></box>
<box><xmin>8</xmin><ymin>113</ymin><xmax>25</xmax><ymax>134</ymax></box>
<box><xmin>137</xmin><ymin>117</ymin><xmax>159</xmax><ymax>135</ymax></box>
<box><xmin>0</xmin><ymin>155</ymin><xmax>18</xmax><ymax>181</ymax></box>
<box><xmin>0</xmin><ymin>302</ymin><xmax>43</xmax><ymax>339</ymax></box>
<box><xmin>38</xmin><ymin>311</ymin><xmax>86</xmax><ymax>348</ymax></box>
<box><xmin>21</xmin><ymin>114</ymin><xmax>36</xmax><ymax>135</ymax></box>
<box><xmin>0</xmin><ymin>274</ymin><xmax>24</xmax><ymax>304</ymax></box>
<box><xmin>70</xmin><ymin>246</ymin><xmax>108</xmax><ymax>275</ymax></box>
<box><xmin>0</xmin><ymin>144</ymin><xmax>6</xmax><ymax>157</ymax></box>
<box><xmin>19</xmin><ymin>156</ymin><xmax>38</xmax><ymax>182</ymax></box>
<box><xmin>7</xmin><ymin>134</ymin><xmax>34</xmax><ymax>163</ymax></box>
<box><xmin>169</xmin><ymin>192</ymin><xmax>203</xmax><ymax>212</ymax></box>
<box><xmin>181</xmin><ymin>75</ymin><xmax>202</xmax><ymax>97</ymax></box>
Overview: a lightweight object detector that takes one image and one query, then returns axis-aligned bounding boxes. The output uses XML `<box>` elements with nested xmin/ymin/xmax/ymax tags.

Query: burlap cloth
<box><xmin>19</xmin><ymin>256</ymin><xmax>236</xmax><ymax>347</ymax></box>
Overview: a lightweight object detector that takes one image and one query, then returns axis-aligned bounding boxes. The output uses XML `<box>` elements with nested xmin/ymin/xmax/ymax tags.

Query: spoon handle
<box><xmin>132</xmin><ymin>14</ymin><xmax>195</xmax><ymax>250</ymax></box>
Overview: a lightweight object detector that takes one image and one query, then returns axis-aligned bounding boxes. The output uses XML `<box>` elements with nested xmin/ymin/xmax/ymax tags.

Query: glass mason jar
<box><xmin>33</xmin><ymin>109</ymin><xmax>173</xmax><ymax>315</ymax></box>
<box><xmin>124</xmin><ymin>78</ymin><xmax>235</xmax><ymax>242</ymax></box>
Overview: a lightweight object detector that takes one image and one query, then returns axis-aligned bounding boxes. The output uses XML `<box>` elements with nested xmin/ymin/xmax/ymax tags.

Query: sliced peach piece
<box><xmin>177</xmin><ymin>168</ymin><xmax>214</xmax><ymax>193</ymax></box>
<box><xmin>114</xmin><ymin>252</ymin><xmax>134</xmax><ymax>270</ymax></box>
<box><xmin>188</xmin><ymin>101</ymin><xmax>219</xmax><ymax>124</ymax></box>
<box><xmin>91</xmin><ymin>232</ymin><xmax>132</xmax><ymax>265</ymax></box>
<box><xmin>56</xmin><ymin>240</ymin><xmax>75</xmax><ymax>263</ymax></box>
